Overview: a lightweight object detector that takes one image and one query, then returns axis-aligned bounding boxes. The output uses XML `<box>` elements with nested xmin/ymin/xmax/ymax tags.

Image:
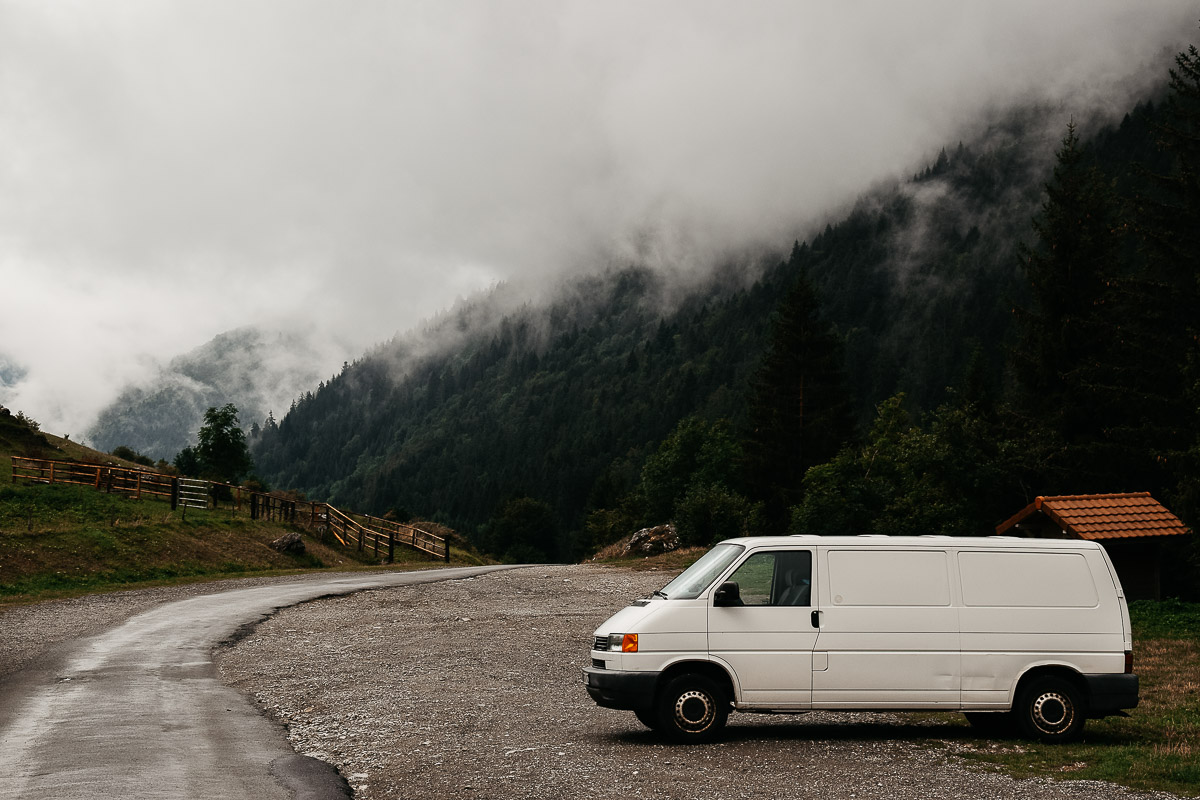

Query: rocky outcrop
<box><xmin>270</xmin><ymin>532</ymin><xmax>306</xmax><ymax>555</ymax></box>
<box><xmin>621</xmin><ymin>524</ymin><xmax>681</xmax><ymax>557</ymax></box>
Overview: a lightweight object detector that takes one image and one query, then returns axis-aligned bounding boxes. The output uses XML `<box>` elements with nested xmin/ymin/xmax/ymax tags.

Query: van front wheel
<box><xmin>1016</xmin><ymin>676</ymin><xmax>1085</xmax><ymax>743</ymax></box>
<box><xmin>657</xmin><ymin>674</ymin><xmax>728</xmax><ymax>743</ymax></box>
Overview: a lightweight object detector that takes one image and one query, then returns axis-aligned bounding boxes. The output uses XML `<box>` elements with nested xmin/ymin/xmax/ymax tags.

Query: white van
<box><xmin>584</xmin><ymin>536</ymin><xmax>1138</xmax><ymax>743</ymax></box>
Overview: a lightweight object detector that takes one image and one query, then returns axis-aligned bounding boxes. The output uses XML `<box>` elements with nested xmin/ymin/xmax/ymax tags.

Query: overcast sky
<box><xmin>1</xmin><ymin>1</ymin><xmax>1195</xmax><ymax>438</ymax></box>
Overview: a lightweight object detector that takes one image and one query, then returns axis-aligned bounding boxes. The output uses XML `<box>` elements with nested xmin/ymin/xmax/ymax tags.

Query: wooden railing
<box><xmin>12</xmin><ymin>456</ymin><xmax>178</xmax><ymax>502</ymax></box>
<box><xmin>324</xmin><ymin>505</ymin><xmax>449</xmax><ymax>561</ymax></box>
<box><xmin>9</xmin><ymin>456</ymin><xmax>448</xmax><ymax>561</ymax></box>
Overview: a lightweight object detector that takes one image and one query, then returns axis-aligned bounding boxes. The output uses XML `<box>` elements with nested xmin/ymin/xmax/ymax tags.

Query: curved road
<box><xmin>0</xmin><ymin>567</ymin><xmax>516</xmax><ymax>800</ymax></box>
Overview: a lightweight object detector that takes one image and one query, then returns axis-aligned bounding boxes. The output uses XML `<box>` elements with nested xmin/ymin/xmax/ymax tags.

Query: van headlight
<box><xmin>609</xmin><ymin>633</ymin><xmax>638</xmax><ymax>652</ymax></box>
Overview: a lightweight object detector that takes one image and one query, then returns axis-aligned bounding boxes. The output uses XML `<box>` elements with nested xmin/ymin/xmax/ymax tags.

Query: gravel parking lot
<box><xmin>213</xmin><ymin>565</ymin><xmax>1180</xmax><ymax>800</ymax></box>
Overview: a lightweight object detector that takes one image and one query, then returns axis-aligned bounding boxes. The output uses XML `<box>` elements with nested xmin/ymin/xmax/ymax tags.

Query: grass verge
<box><xmin>0</xmin><ymin>482</ymin><xmax>472</xmax><ymax>607</ymax></box>
<box><xmin>589</xmin><ymin>546</ymin><xmax>708</xmax><ymax>573</ymax></box>
<box><xmin>950</xmin><ymin>599</ymin><xmax>1200</xmax><ymax>797</ymax></box>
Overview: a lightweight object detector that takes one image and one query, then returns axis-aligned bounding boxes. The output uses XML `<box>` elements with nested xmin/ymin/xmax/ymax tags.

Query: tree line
<box><xmin>250</xmin><ymin>39</ymin><xmax>1200</xmax><ymax>592</ymax></box>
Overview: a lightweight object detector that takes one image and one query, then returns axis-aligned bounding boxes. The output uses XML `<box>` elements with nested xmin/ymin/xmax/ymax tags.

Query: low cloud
<box><xmin>0</xmin><ymin>0</ymin><xmax>1194</xmax><ymax>435</ymax></box>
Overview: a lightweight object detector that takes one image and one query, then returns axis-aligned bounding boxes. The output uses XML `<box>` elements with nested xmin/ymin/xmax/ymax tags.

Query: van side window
<box><xmin>775</xmin><ymin>551</ymin><xmax>812</xmax><ymax>606</ymax></box>
<box><xmin>726</xmin><ymin>553</ymin><xmax>776</xmax><ymax>606</ymax></box>
<box><xmin>723</xmin><ymin>551</ymin><xmax>811</xmax><ymax>607</ymax></box>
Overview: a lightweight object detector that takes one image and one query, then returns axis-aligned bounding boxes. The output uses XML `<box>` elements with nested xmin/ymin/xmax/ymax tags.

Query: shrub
<box><xmin>674</xmin><ymin>484</ymin><xmax>763</xmax><ymax>547</ymax></box>
<box><xmin>111</xmin><ymin>445</ymin><xmax>155</xmax><ymax>467</ymax></box>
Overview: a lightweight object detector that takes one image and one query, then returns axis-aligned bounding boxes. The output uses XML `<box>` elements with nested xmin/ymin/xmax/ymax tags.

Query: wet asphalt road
<box><xmin>0</xmin><ymin>567</ymin><xmax>514</xmax><ymax>800</ymax></box>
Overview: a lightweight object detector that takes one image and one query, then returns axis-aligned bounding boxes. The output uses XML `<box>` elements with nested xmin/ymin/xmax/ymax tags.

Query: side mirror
<box><xmin>713</xmin><ymin>581</ymin><xmax>742</xmax><ymax>607</ymax></box>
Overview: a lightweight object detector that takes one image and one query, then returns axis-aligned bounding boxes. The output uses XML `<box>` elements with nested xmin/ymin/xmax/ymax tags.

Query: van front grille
<box><xmin>593</xmin><ymin>636</ymin><xmax>609</xmax><ymax>651</ymax></box>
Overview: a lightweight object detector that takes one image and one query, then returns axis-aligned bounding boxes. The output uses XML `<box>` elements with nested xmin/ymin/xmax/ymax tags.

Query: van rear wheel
<box><xmin>657</xmin><ymin>674</ymin><xmax>728</xmax><ymax>743</ymax></box>
<box><xmin>1016</xmin><ymin>676</ymin><xmax>1085</xmax><ymax>743</ymax></box>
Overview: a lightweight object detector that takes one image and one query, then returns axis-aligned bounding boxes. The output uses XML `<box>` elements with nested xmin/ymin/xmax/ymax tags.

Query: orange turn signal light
<box><xmin>621</xmin><ymin>633</ymin><xmax>639</xmax><ymax>653</ymax></box>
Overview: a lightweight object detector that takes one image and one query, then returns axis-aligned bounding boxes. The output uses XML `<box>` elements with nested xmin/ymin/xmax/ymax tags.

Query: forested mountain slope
<box><xmin>252</xmin><ymin>78</ymin><xmax>1192</xmax><ymax>563</ymax></box>
<box><xmin>253</xmin><ymin>264</ymin><xmax>781</xmax><ymax>548</ymax></box>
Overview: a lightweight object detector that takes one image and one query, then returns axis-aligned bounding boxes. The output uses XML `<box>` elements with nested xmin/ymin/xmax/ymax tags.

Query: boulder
<box><xmin>270</xmin><ymin>532</ymin><xmax>306</xmax><ymax>555</ymax></box>
<box><xmin>623</xmin><ymin>524</ymin><xmax>680</xmax><ymax>557</ymax></box>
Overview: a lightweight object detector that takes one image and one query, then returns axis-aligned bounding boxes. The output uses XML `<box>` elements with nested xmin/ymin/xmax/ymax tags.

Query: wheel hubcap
<box><xmin>674</xmin><ymin>689</ymin><xmax>715</xmax><ymax>732</ymax></box>
<box><xmin>1031</xmin><ymin>691</ymin><xmax>1074</xmax><ymax>733</ymax></box>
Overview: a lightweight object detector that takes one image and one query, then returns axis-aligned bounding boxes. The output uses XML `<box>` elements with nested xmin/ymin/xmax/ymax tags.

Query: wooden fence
<box><xmin>11</xmin><ymin>456</ymin><xmax>177</xmax><ymax>502</ymax></box>
<box><xmin>323</xmin><ymin>505</ymin><xmax>449</xmax><ymax>561</ymax></box>
<box><xmin>9</xmin><ymin>456</ymin><xmax>448</xmax><ymax>561</ymax></box>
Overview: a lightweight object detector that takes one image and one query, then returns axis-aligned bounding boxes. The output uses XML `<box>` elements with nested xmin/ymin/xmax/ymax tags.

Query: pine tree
<box><xmin>742</xmin><ymin>266</ymin><xmax>853</xmax><ymax>530</ymax></box>
<box><xmin>1140</xmin><ymin>43</ymin><xmax>1200</xmax><ymax>290</ymax></box>
<box><xmin>1008</xmin><ymin>122</ymin><xmax>1133</xmax><ymax>491</ymax></box>
<box><xmin>1011</xmin><ymin>124</ymin><xmax>1114</xmax><ymax>412</ymax></box>
<box><xmin>1136</xmin><ymin>39</ymin><xmax>1200</xmax><ymax>525</ymax></box>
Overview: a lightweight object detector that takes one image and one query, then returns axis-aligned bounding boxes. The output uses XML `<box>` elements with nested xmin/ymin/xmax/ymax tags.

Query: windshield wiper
<box><xmin>652</xmin><ymin>590</ymin><xmax>669</xmax><ymax>599</ymax></box>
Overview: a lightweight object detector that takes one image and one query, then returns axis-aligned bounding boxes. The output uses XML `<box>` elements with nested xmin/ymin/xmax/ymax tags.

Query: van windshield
<box><xmin>656</xmin><ymin>543</ymin><xmax>745</xmax><ymax>599</ymax></box>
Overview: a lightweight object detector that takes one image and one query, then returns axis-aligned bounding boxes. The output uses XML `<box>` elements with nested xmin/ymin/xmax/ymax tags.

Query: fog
<box><xmin>0</xmin><ymin>1</ymin><xmax>1194</xmax><ymax>437</ymax></box>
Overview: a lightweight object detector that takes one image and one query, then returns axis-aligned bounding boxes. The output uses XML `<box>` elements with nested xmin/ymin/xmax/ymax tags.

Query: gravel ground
<box><xmin>207</xmin><ymin>565</ymin><xmax>1180</xmax><ymax>800</ymax></box>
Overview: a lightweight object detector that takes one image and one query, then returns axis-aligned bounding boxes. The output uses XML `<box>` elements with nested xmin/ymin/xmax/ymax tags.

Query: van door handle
<box><xmin>811</xmin><ymin>609</ymin><xmax>821</xmax><ymax>629</ymax></box>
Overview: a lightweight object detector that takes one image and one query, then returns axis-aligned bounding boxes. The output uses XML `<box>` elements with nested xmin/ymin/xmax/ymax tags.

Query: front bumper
<box><xmin>583</xmin><ymin>666</ymin><xmax>660</xmax><ymax>711</ymax></box>
<box><xmin>1083</xmin><ymin>673</ymin><xmax>1139</xmax><ymax>715</ymax></box>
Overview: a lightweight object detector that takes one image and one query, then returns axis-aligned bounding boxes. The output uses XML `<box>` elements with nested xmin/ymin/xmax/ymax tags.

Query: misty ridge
<box><xmin>87</xmin><ymin>225</ymin><xmax>780</xmax><ymax>463</ymax></box>
<box><xmin>88</xmin><ymin>327</ymin><xmax>333</xmax><ymax>460</ymax></box>
<box><xmin>80</xmin><ymin>25</ymin><xmax>1200</xmax><ymax>575</ymax></box>
<box><xmin>89</xmin><ymin>96</ymin><xmax>1094</xmax><ymax>464</ymax></box>
<box><xmin>321</xmin><ymin>99</ymin><xmax>1121</xmax><ymax>419</ymax></box>
<box><xmin>242</xmin><ymin>82</ymin><xmax>1186</xmax><ymax>563</ymax></box>
<box><xmin>7</xmin><ymin>1</ymin><xmax>1196</xmax><ymax>448</ymax></box>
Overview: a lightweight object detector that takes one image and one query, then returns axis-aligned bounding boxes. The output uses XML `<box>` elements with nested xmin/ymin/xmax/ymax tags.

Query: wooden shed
<box><xmin>995</xmin><ymin>492</ymin><xmax>1191</xmax><ymax>600</ymax></box>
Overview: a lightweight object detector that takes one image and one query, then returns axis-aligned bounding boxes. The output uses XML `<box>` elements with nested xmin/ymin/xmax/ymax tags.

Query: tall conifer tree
<box><xmin>742</xmin><ymin>261</ymin><xmax>852</xmax><ymax>530</ymax></box>
<box><xmin>1008</xmin><ymin>123</ymin><xmax>1137</xmax><ymax>491</ymax></box>
<box><xmin>1136</xmin><ymin>40</ymin><xmax>1200</xmax><ymax>522</ymax></box>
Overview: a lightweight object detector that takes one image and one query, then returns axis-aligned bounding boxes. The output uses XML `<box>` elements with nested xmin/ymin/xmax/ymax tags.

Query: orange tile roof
<box><xmin>996</xmin><ymin>492</ymin><xmax>1191</xmax><ymax>540</ymax></box>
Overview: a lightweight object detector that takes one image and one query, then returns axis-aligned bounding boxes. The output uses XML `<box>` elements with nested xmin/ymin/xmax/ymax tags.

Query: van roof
<box><xmin>719</xmin><ymin>535</ymin><xmax>1104</xmax><ymax>551</ymax></box>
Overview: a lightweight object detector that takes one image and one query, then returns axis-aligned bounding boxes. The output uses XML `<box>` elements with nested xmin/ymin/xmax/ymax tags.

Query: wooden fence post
<box><xmin>388</xmin><ymin>529</ymin><xmax>394</xmax><ymax>564</ymax></box>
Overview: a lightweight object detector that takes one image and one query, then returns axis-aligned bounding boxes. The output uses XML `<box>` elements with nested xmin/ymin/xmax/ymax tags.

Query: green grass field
<box><xmin>0</xmin><ymin>480</ymin><xmax>377</xmax><ymax>601</ymax></box>
<box><xmin>0</xmin><ymin>479</ymin><xmax>488</xmax><ymax>605</ymax></box>
<box><xmin>932</xmin><ymin>599</ymin><xmax>1200</xmax><ymax>796</ymax></box>
<box><xmin>0</xmin><ymin>408</ymin><xmax>487</xmax><ymax>604</ymax></box>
